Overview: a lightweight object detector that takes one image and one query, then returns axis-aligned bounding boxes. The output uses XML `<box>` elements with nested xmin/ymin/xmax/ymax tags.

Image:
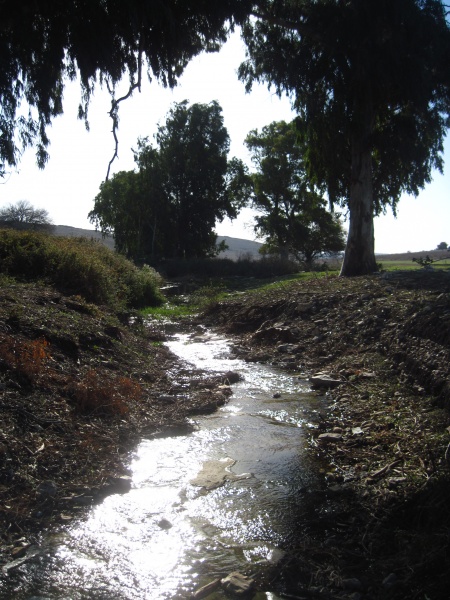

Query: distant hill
<box><xmin>53</xmin><ymin>225</ymin><xmax>115</xmax><ymax>251</ymax></box>
<box><xmin>53</xmin><ymin>226</ymin><xmax>262</xmax><ymax>260</ymax></box>
<box><xmin>216</xmin><ymin>236</ymin><xmax>262</xmax><ymax>260</ymax></box>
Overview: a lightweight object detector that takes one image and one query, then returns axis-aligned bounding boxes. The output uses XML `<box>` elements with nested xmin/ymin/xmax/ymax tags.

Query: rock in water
<box><xmin>192</xmin><ymin>578</ymin><xmax>221</xmax><ymax>599</ymax></box>
<box><xmin>221</xmin><ymin>572</ymin><xmax>254</xmax><ymax>596</ymax></box>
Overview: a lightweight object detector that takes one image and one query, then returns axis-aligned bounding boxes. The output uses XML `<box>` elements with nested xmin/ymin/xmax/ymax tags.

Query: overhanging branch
<box><xmin>105</xmin><ymin>42</ymin><xmax>143</xmax><ymax>181</ymax></box>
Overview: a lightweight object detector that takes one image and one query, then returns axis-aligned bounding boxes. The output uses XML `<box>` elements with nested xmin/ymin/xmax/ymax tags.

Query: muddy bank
<box><xmin>201</xmin><ymin>271</ymin><xmax>450</xmax><ymax>599</ymax></box>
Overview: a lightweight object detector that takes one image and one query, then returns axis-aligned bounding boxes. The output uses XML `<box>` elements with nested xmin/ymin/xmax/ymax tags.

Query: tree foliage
<box><xmin>245</xmin><ymin>120</ymin><xmax>345</xmax><ymax>269</ymax></box>
<box><xmin>239</xmin><ymin>0</ymin><xmax>450</xmax><ymax>276</ymax></box>
<box><xmin>155</xmin><ymin>100</ymin><xmax>248</xmax><ymax>258</ymax></box>
<box><xmin>0</xmin><ymin>0</ymin><xmax>252</xmax><ymax>177</ymax></box>
<box><xmin>90</xmin><ymin>101</ymin><xmax>249</xmax><ymax>261</ymax></box>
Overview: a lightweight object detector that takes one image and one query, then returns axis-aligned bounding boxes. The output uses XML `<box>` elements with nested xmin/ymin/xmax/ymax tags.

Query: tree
<box><xmin>245</xmin><ymin>120</ymin><xmax>345</xmax><ymax>269</ymax></box>
<box><xmin>239</xmin><ymin>0</ymin><xmax>450</xmax><ymax>276</ymax></box>
<box><xmin>155</xmin><ymin>100</ymin><xmax>248</xmax><ymax>258</ymax></box>
<box><xmin>0</xmin><ymin>200</ymin><xmax>53</xmax><ymax>231</ymax></box>
<box><xmin>90</xmin><ymin>101</ymin><xmax>249</xmax><ymax>261</ymax></box>
<box><xmin>437</xmin><ymin>241</ymin><xmax>448</xmax><ymax>250</ymax></box>
<box><xmin>0</xmin><ymin>1</ymin><xmax>253</xmax><ymax>178</ymax></box>
<box><xmin>89</xmin><ymin>168</ymin><xmax>167</xmax><ymax>261</ymax></box>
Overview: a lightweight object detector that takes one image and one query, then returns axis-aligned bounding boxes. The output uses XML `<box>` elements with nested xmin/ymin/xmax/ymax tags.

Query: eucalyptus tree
<box><xmin>0</xmin><ymin>0</ymin><xmax>253</xmax><ymax>178</ymax></box>
<box><xmin>245</xmin><ymin>120</ymin><xmax>345</xmax><ymax>268</ymax></box>
<box><xmin>89</xmin><ymin>160</ymin><xmax>169</xmax><ymax>262</ymax></box>
<box><xmin>155</xmin><ymin>100</ymin><xmax>248</xmax><ymax>258</ymax></box>
<box><xmin>240</xmin><ymin>0</ymin><xmax>450</xmax><ymax>275</ymax></box>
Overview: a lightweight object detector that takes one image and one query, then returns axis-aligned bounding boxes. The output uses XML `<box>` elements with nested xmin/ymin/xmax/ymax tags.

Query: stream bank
<box><xmin>0</xmin><ymin>282</ymin><xmax>232</xmax><ymax>571</ymax></box>
<box><xmin>1</xmin><ymin>271</ymin><xmax>450</xmax><ymax>599</ymax></box>
<box><xmin>202</xmin><ymin>271</ymin><xmax>450</xmax><ymax>599</ymax></box>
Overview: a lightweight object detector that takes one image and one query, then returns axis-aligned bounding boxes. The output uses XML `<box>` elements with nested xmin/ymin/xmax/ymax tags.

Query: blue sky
<box><xmin>1</xmin><ymin>31</ymin><xmax>448</xmax><ymax>254</ymax></box>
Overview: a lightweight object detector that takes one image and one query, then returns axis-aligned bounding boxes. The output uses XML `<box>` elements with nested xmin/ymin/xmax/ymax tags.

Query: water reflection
<box><xmin>2</xmin><ymin>331</ymin><xmax>325</xmax><ymax>599</ymax></box>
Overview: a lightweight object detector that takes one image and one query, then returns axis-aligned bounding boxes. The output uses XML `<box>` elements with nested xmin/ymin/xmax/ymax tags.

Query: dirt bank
<box><xmin>0</xmin><ymin>281</ymin><xmax>232</xmax><ymax>568</ymax></box>
<box><xmin>201</xmin><ymin>271</ymin><xmax>450</xmax><ymax>599</ymax></box>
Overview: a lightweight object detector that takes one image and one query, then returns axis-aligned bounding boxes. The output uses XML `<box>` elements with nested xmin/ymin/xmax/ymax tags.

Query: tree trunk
<box><xmin>279</xmin><ymin>244</ymin><xmax>290</xmax><ymax>261</ymax></box>
<box><xmin>340</xmin><ymin>123</ymin><xmax>377</xmax><ymax>277</ymax></box>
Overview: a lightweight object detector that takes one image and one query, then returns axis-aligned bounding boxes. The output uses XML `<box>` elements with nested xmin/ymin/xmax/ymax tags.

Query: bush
<box><xmin>0</xmin><ymin>334</ymin><xmax>50</xmax><ymax>382</ymax></box>
<box><xmin>69</xmin><ymin>369</ymin><xmax>142</xmax><ymax>417</ymax></box>
<box><xmin>160</xmin><ymin>256</ymin><xmax>299</xmax><ymax>278</ymax></box>
<box><xmin>0</xmin><ymin>230</ymin><xmax>164</xmax><ymax>309</ymax></box>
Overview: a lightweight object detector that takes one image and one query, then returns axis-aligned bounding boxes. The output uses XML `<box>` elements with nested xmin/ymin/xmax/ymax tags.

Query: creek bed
<box><xmin>2</xmin><ymin>330</ymin><xmax>328</xmax><ymax>599</ymax></box>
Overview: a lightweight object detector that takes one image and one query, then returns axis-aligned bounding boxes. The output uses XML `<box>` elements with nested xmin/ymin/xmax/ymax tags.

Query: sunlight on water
<box><xmin>5</xmin><ymin>330</ymin><xmax>326</xmax><ymax>600</ymax></box>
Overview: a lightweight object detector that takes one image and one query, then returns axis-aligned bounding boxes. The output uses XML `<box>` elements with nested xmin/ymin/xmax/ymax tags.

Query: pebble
<box><xmin>342</xmin><ymin>578</ymin><xmax>363</xmax><ymax>591</ymax></box>
<box><xmin>382</xmin><ymin>572</ymin><xmax>399</xmax><ymax>588</ymax></box>
<box><xmin>221</xmin><ymin>572</ymin><xmax>254</xmax><ymax>596</ymax></box>
<box><xmin>157</xmin><ymin>518</ymin><xmax>173</xmax><ymax>530</ymax></box>
<box><xmin>318</xmin><ymin>432</ymin><xmax>343</xmax><ymax>443</ymax></box>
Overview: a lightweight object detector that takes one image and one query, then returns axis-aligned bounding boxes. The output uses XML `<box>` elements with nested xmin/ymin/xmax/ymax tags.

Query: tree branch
<box><xmin>106</xmin><ymin>42</ymin><xmax>143</xmax><ymax>181</ymax></box>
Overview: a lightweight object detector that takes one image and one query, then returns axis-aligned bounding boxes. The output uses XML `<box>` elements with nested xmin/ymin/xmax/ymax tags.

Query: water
<box><xmin>1</xmin><ymin>330</ymin><xmax>326</xmax><ymax>599</ymax></box>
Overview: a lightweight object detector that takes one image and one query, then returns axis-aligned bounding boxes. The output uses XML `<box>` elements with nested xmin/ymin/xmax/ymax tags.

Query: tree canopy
<box><xmin>0</xmin><ymin>200</ymin><xmax>53</xmax><ymax>232</ymax></box>
<box><xmin>90</xmin><ymin>101</ymin><xmax>248</xmax><ymax>261</ymax></box>
<box><xmin>0</xmin><ymin>0</ymin><xmax>252</xmax><ymax>178</ymax></box>
<box><xmin>240</xmin><ymin>0</ymin><xmax>450</xmax><ymax>275</ymax></box>
<box><xmin>245</xmin><ymin>120</ymin><xmax>345</xmax><ymax>269</ymax></box>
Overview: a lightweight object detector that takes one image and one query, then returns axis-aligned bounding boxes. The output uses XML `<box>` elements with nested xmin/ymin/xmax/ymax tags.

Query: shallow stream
<box><xmin>3</xmin><ymin>329</ymin><xmax>328</xmax><ymax>599</ymax></box>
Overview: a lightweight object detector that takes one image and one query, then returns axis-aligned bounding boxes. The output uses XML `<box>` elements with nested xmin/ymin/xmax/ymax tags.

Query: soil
<box><xmin>202</xmin><ymin>270</ymin><xmax>450</xmax><ymax>599</ymax></box>
<box><xmin>1</xmin><ymin>271</ymin><xmax>450</xmax><ymax>599</ymax></box>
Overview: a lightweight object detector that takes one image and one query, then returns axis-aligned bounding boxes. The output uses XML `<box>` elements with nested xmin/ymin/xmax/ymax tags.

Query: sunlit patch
<box><xmin>242</xmin><ymin>544</ymin><xmax>271</xmax><ymax>562</ymax></box>
<box><xmin>221</xmin><ymin>404</ymin><xmax>243</xmax><ymax>414</ymax></box>
<box><xmin>258</xmin><ymin>408</ymin><xmax>307</xmax><ymax>428</ymax></box>
<box><xmin>10</xmin><ymin>329</ymin><xmax>326</xmax><ymax>599</ymax></box>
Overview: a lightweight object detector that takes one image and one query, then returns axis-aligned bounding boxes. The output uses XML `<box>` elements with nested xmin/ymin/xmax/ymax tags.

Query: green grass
<box><xmin>380</xmin><ymin>259</ymin><xmax>450</xmax><ymax>271</ymax></box>
<box><xmin>140</xmin><ymin>303</ymin><xmax>195</xmax><ymax>320</ymax></box>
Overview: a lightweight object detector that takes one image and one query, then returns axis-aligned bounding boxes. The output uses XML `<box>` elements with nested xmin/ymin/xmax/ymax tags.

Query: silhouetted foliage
<box><xmin>0</xmin><ymin>0</ymin><xmax>252</xmax><ymax>177</ymax></box>
<box><xmin>90</xmin><ymin>101</ymin><xmax>250</xmax><ymax>262</ymax></box>
<box><xmin>240</xmin><ymin>0</ymin><xmax>450</xmax><ymax>275</ymax></box>
<box><xmin>245</xmin><ymin>120</ymin><xmax>346</xmax><ymax>270</ymax></box>
<box><xmin>0</xmin><ymin>200</ymin><xmax>54</xmax><ymax>233</ymax></box>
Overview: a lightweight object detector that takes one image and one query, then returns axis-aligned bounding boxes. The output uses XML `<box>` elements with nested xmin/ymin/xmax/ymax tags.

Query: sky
<box><xmin>0</xmin><ymin>30</ymin><xmax>449</xmax><ymax>255</ymax></box>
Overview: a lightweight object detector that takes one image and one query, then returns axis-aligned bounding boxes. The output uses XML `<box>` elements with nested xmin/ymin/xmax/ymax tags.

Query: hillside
<box><xmin>216</xmin><ymin>235</ymin><xmax>262</xmax><ymax>260</ymax></box>
<box><xmin>53</xmin><ymin>225</ymin><xmax>115</xmax><ymax>250</ymax></box>
<box><xmin>53</xmin><ymin>226</ymin><xmax>263</xmax><ymax>260</ymax></box>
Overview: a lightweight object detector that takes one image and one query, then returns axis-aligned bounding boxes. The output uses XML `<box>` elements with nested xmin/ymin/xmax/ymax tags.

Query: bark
<box><xmin>340</xmin><ymin>120</ymin><xmax>377</xmax><ymax>277</ymax></box>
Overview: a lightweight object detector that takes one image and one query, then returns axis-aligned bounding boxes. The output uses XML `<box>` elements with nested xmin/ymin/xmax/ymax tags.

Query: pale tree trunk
<box><xmin>279</xmin><ymin>243</ymin><xmax>290</xmax><ymax>261</ymax></box>
<box><xmin>340</xmin><ymin>113</ymin><xmax>377</xmax><ymax>277</ymax></box>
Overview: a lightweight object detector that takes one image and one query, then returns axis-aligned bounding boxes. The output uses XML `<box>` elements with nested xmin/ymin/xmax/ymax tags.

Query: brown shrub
<box><xmin>0</xmin><ymin>334</ymin><xmax>50</xmax><ymax>381</ymax></box>
<box><xmin>70</xmin><ymin>369</ymin><xmax>142</xmax><ymax>417</ymax></box>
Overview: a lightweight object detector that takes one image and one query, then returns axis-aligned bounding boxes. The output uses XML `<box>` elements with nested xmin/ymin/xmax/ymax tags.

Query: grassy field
<box><xmin>378</xmin><ymin>249</ymin><xmax>450</xmax><ymax>271</ymax></box>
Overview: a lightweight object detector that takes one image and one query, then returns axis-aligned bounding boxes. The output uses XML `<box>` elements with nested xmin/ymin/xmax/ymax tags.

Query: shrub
<box><xmin>0</xmin><ymin>334</ymin><xmax>50</xmax><ymax>382</ymax></box>
<box><xmin>69</xmin><ymin>369</ymin><xmax>142</xmax><ymax>417</ymax></box>
<box><xmin>0</xmin><ymin>229</ymin><xmax>165</xmax><ymax>309</ymax></box>
<box><xmin>159</xmin><ymin>256</ymin><xmax>299</xmax><ymax>278</ymax></box>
